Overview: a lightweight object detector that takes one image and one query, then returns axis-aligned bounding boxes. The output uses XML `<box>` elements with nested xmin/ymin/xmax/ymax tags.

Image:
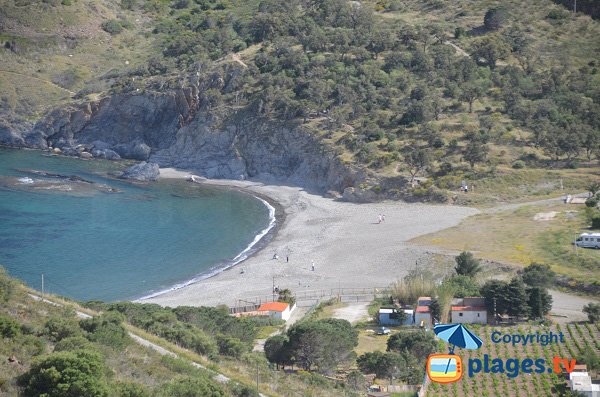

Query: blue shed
<box><xmin>378</xmin><ymin>308</ymin><xmax>414</xmax><ymax>326</ymax></box>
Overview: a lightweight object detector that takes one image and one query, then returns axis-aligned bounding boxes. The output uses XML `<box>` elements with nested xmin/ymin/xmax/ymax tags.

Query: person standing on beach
<box><xmin>286</xmin><ymin>256</ymin><xmax>289</xmax><ymax>263</ymax></box>
<box><xmin>311</xmin><ymin>261</ymin><xmax>315</xmax><ymax>271</ymax></box>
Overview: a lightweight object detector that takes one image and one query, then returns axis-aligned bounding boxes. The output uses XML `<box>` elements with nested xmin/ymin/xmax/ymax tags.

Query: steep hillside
<box><xmin>0</xmin><ymin>267</ymin><xmax>354</xmax><ymax>397</ymax></box>
<box><xmin>1</xmin><ymin>0</ymin><xmax>598</xmax><ymax>199</ymax></box>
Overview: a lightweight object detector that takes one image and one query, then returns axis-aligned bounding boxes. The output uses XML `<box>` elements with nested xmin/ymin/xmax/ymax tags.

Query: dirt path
<box><xmin>332</xmin><ymin>302</ymin><xmax>370</xmax><ymax>324</ymax></box>
<box><xmin>482</xmin><ymin>192</ymin><xmax>588</xmax><ymax>214</ymax></box>
<box><xmin>444</xmin><ymin>40</ymin><xmax>469</xmax><ymax>57</ymax></box>
<box><xmin>549</xmin><ymin>289</ymin><xmax>596</xmax><ymax>323</ymax></box>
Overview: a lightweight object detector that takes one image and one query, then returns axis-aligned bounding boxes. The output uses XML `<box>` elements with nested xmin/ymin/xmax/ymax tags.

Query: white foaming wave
<box><xmin>134</xmin><ymin>195</ymin><xmax>276</xmax><ymax>302</ymax></box>
<box><xmin>18</xmin><ymin>177</ymin><xmax>34</xmax><ymax>184</ymax></box>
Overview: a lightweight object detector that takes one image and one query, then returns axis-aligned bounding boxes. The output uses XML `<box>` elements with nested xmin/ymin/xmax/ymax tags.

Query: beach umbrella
<box><xmin>434</xmin><ymin>323</ymin><xmax>483</xmax><ymax>352</ymax></box>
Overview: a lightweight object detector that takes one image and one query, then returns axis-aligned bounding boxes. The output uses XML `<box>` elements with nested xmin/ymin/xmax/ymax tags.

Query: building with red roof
<box><xmin>415</xmin><ymin>296</ymin><xmax>433</xmax><ymax>328</ymax></box>
<box><xmin>450</xmin><ymin>297</ymin><xmax>488</xmax><ymax>324</ymax></box>
<box><xmin>257</xmin><ymin>301</ymin><xmax>294</xmax><ymax>321</ymax></box>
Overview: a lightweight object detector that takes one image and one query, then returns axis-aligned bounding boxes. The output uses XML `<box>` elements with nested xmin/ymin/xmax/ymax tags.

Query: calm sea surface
<box><xmin>0</xmin><ymin>148</ymin><xmax>271</xmax><ymax>302</ymax></box>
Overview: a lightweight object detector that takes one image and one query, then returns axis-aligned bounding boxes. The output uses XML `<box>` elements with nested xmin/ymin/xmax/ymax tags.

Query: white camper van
<box><xmin>574</xmin><ymin>233</ymin><xmax>600</xmax><ymax>249</ymax></box>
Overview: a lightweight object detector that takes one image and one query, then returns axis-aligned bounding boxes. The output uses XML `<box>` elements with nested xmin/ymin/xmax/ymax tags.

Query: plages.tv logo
<box><xmin>427</xmin><ymin>323</ymin><xmax>482</xmax><ymax>384</ymax></box>
<box><xmin>427</xmin><ymin>324</ymin><xmax>577</xmax><ymax>384</ymax></box>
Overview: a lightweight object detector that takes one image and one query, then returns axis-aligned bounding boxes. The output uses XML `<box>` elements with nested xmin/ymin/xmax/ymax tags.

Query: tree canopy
<box><xmin>265</xmin><ymin>318</ymin><xmax>358</xmax><ymax>373</ymax></box>
<box><xmin>454</xmin><ymin>251</ymin><xmax>482</xmax><ymax>277</ymax></box>
<box><xmin>386</xmin><ymin>330</ymin><xmax>437</xmax><ymax>361</ymax></box>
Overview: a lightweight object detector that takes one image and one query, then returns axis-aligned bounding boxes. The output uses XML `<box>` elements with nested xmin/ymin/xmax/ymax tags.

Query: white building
<box><xmin>451</xmin><ymin>297</ymin><xmax>488</xmax><ymax>324</ymax></box>
<box><xmin>257</xmin><ymin>302</ymin><xmax>294</xmax><ymax>321</ymax></box>
<box><xmin>569</xmin><ymin>372</ymin><xmax>600</xmax><ymax>397</ymax></box>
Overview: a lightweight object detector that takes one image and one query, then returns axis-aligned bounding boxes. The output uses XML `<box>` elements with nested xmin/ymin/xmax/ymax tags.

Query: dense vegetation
<box><xmin>85</xmin><ymin>301</ymin><xmax>259</xmax><ymax>359</ymax></box>
<box><xmin>0</xmin><ymin>268</ymin><xmax>257</xmax><ymax>397</ymax></box>
<box><xmin>1</xmin><ymin>0</ymin><xmax>598</xmax><ymax>202</ymax></box>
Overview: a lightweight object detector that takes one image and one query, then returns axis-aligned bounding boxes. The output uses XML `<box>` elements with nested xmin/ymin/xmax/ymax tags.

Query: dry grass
<box><xmin>412</xmin><ymin>201</ymin><xmax>600</xmax><ymax>284</ymax></box>
<box><xmin>355</xmin><ymin>329</ymin><xmax>391</xmax><ymax>356</ymax></box>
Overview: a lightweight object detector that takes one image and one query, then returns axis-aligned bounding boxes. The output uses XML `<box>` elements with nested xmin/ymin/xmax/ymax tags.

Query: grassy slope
<box><xmin>0</xmin><ymin>285</ymin><xmax>222</xmax><ymax>396</ymax></box>
<box><xmin>0</xmin><ymin>275</ymin><xmax>350</xmax><ymax>397</ymax></box>
<box><xmin>412</xmin><ymin>201</ymin><xmax>600</xmax><ymax>287</ymax></box>
<box><xmin>0</xmin><ymin>0</ymin><xmax>156</xmax><ymax>119</ymax></box>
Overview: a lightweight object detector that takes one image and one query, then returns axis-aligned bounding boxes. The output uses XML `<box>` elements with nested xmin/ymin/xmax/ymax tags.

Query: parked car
<box><xmin>376</xmin><ymin>326</ymin><xmax>391</xmax><ymax>335</ymax></box>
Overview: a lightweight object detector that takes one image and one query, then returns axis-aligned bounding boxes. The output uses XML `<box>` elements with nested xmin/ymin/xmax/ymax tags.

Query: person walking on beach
<box><xmin>286</xmin><ymin>255</ymin><xmax>289</xmax><ymax>263</ymax></box>
<box><xmin>381</xmin><ymin>214</ymin><xmax>385</xmax><ymax>223</ymax></box>
<box><xmin>377</xmin><ymin>214</ymin><xmax>382</xmax><ymax>224</ymax></box>
<box><xmin>311</xmin><ymin>261</ymin><xmax>315</xmax><ymax>271</ymax></box>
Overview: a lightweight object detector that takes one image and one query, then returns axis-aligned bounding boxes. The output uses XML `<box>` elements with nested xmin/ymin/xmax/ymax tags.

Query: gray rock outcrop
<box><xmin>120</xmin><ymin>162</ymin><xmax>160</xmax><ymax>181</ymax></box>
<box><xmin>0</xmin><ymin>86</ymin><xmax>363</xmax><ymax>195</ymax></box>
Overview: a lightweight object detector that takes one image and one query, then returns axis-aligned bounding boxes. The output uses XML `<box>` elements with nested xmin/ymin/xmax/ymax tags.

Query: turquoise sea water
<box><xmin>0</xmin><ymin>148</ymin><xmax>272</xmax><ymax>302</ymax></box>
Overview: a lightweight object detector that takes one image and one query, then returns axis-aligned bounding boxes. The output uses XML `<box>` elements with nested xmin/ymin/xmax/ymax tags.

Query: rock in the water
<box><xmin>80</xmin><ymin>151</ymin><xmax>93</xmax><ymax>159</ymax></box>
<box><xmin>120</xmin><ymin>162</ymin><xmax>160</xmax><ymax>181</ymax></box>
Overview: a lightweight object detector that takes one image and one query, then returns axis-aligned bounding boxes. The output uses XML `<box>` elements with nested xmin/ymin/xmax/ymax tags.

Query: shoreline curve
<box><xmin>135</xmin><ymin>171</ymin><xmax>282</xmax><ymax>301</ymax></box>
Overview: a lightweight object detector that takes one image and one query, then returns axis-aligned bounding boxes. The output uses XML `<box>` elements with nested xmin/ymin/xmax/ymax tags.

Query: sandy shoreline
<box><xmin>145</xmin><ymin>168</ymin><xmax>479</xmax><ymax>307</ymax></box>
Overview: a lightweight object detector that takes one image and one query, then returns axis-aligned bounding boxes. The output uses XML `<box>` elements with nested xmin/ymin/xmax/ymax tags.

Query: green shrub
<box><xmin>155</xmin><ymin>376</ymin><xmax>225</xmax><ymax>397</ymax></box>
<box><xmin>512</xmin><ymin>160</ymin><xmax>525</xmax><ymax>169</ymax></box>
<box><xmin>0</xmin><ymin>314</ymin><xmax>20</xmax><ymax>338</ymax></box>
<box><xmin>44</xmin><ymin>316</ymin><xmax>82</xmax><ymax>342</ymax></box>
<box><xmin>115</xmin><ymin>381</ymin><xmax>149</xmax><ymax>397</ymax></box>
<box><xmin>54</xmin><ymin>336</ymin><xmax>94</xmax><ymax>352</ymax></box>
<box><xmin>547</xmin><ymin>9</ymin><xmax>568</xmax><ymax>20</ymax></box>
<box><xmin>387</xmin><ymin>331</ymin><xmax>437</xmax><ymax>361</ymax></box>
<box><xmin>80</xmin><ymin>312</ymin><xmax>130</xmax><ymax>349</ymax></box>
<box><xmin>455</xmin><ymin>27</ymin><xmax>466</xmax><ymax>39</ymax></box>
<box><xmin>592</xmin><ymin>214</ymin><xmax>600</xmax><ymax>229</ymax></box>
<box><xmin>585</xmin><ymin>197</ymin><xmax>598</xmax><ymax>208</ymax></box>
<box><xmin>19</xmin><ymin>350</ymin><xmax>109</xmax><ymax>397</ymax></box>
<box><xmin>101</xmin><ymin>20</ymin><xmax>124</xmax><ymax>35</ymax></box>
<box><xmin>18</xmin><ymin>334</ymin><xmax>47</xmax><ymax>356</ymax></box>
<box><xmin>216</xmin><ymin>334</ymin><xmax>246</xmax><ymax>358</ymax></box>
<box><xmin>228</xmin><ymin>382</ymin><xmax>259</xmax><ymax>397</ymax></box>
<box><xmin>121</xmin><ymin>0</ymin><xmax>136</xmax><ymax>10</ymax></box>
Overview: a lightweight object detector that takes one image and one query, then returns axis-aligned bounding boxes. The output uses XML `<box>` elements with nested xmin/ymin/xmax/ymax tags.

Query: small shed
<box><xmin>415</xmin><ymin>306</ymin><xmax>432</xmax><ymax>328</ymax></box>
<box><xmin>415</xmin><ymin>296</ymin><xmax>433</xmax><ymax>328</ymax></box>
<box><xmin>257</xmin><ymin>302</ymin><xmax>293</xmax><ymax>321</ymax></box>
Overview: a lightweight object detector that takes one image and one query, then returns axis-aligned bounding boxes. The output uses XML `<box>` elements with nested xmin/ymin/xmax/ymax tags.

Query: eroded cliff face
<box><xmin>2</xmin><ymin>88</ymin><xmax>362</xmax><ymax>194</ymax></box>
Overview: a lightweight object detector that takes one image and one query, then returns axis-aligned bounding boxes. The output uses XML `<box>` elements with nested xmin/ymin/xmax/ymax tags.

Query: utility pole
<box><xmin>574</xmin><ymin>0</ymin><xmax>577</xmax><ymax>13</ymax></box>
<box><xmin>41</xmin><ymin>274</ymin><xmax>44</xmax><ymax>298</ymax></box>
<box><xmin>256</xmin><ymin>362</ymin><xmax>259</xmax><ymax>393</ymax></box>
<box><xmin>272</xmin><ymin>276</ymin><xmax>276</xmax><ymax>301</ymax></box>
